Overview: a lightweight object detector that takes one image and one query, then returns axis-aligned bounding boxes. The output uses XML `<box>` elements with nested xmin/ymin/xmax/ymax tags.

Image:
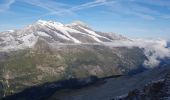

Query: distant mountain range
<box><xmin>0</xmin><ymin>20</ymin><xmax>170</xmax><ymax>99</ymax></box>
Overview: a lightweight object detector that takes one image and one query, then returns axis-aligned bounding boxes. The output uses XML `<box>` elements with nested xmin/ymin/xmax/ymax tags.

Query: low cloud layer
<box><xmin>104</xmin><ymin>39</ymin><xmax>170</xmax><ymax>68</ymax></box>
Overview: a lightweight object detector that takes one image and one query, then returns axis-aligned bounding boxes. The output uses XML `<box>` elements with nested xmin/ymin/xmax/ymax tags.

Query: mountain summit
<box><xmin>0</xmin><ymin>20</ymin><xmax>127</xmax><ymax>51</ymax></box>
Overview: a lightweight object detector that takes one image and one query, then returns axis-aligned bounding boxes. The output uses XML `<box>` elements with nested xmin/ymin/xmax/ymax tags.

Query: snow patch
<box><xmin>37</xmin><ymin>31</ymin><xmax>51</xmax><ymax>37</ymax></box>
<box><xmin>7</xmin><ymin>30</ymin><xmax>14</xmax><ymax>33</ymax></box>
<box><xmin>78</xmin><ymin>26</ymin><xmax>113</xmax><ymax>42</ymax></box>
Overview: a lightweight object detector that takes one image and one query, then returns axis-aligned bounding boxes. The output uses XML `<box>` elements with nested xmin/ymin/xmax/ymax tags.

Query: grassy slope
<box><xmin>0</xmin><ymin>42</ymin><xmax>146</xmax><ymax>97</ymax></box>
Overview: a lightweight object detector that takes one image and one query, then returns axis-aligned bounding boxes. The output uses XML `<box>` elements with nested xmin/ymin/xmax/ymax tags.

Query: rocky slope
<box><xmin>115</xmin><ymin>68</ymin><xmax>170</xmax><ymax>100</ymax></box>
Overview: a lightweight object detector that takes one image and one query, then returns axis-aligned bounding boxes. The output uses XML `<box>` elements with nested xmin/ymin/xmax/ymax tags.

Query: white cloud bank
<box><xmin>103</xmin><ymin>39</ymin><xmax>170</xmax><ymax>68</ymax></box>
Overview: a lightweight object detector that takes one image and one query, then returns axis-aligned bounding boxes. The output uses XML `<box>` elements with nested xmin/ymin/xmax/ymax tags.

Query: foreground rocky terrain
<box><xmin>0</xmin><ymin>20</ymin><xmax>170</xmax><ymax>99</ymax></box>
<box><xmin>115</xmin><ymin>67</ymin><xmax>170</xmax><ymax>100</ymax></box>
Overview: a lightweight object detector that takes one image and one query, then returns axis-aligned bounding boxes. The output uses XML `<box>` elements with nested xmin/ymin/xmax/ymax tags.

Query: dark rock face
<box><xmin>0</xmin><ymin>82</ymin><xmax>3</xmax><ymax>98</ymax></box>
<box><xmin>167</xmin><ymin>41</ymin><xmax>170</xmax><ymax>48</ymax></box>
<box><xmin>115</xmin><ymin>72</ymin><xmax>170</xmax><ymax>100</ymax></box>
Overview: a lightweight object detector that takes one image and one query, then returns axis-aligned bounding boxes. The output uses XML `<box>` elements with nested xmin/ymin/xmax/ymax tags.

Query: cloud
<box><xmin>0</xmin><ymin>0</ymin><xmax>15</xmax><ymax>12</ymax></box>
<box><xmin>21</xmin><ymin>0</ymin><xmax>116</xmax><ymax>17</ymax></box>
<box><xmin>43</xmin><ymin>0</ymin><xmax>116</xmax><ymax>16</ymax></box>
<box><xmin>7</xmin><ymin>0</ymin><xmax>169</xmax><ymax>21</ymax></box>
<box><xmin>130</xmin><ymin>12</ymin><xmax>155</xmax><ymax>20</ymax></box>
<box><xmin>137</xmin><ymin>39</ymin><xmax>170</xmax><ymax>68</ymax></box>
<box><xmin>21</xmin><ymin>0</ymin><xmax>74</xmax><ymax>16</ymax></box>
<box><xmin>70</xmin><ymin>0</ymin><xmax>115</xmax><ymax>11</ymax></box>
<box><xmin>106</xmin><ymin>0</ymin><xmax>159</xmax><ymax>20</ymax></box>
<box><xmin>103</xmin><ymin>39</ymin><xmax>170</xmax><ymax>68</ymax></box>
<box><xmin>106</xmin><ymin>0</ymin><xmax>170</xmax><ymax>20</ymax></box>
<box><xmin>1</xmin><ymin>0</ymin><xmax>170</xmax><ymax>21</ymax></box>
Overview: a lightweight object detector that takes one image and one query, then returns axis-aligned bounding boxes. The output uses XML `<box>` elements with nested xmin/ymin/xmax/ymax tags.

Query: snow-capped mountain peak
<box><xmin>0</xmin><ymin>20</ymin><xmax>128</xmax><ymax>51</ymax></box>
<box><xmin>36</xmin><ymin>20</ymin><xmax>64</xmax><ymax>27</ymax></box>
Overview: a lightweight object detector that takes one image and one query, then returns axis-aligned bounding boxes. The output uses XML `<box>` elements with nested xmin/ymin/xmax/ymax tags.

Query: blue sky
<box><xmin>0</xmin><ymin>0</ymin><xmax>170</xmax><ymax>40</ymax></box>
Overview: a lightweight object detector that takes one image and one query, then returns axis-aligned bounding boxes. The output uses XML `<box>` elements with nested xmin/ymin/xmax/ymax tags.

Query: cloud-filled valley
<box><xmin>104</xmin><ymin>39</ymin><xmax>170</xmax><ymax>68</ymax></box>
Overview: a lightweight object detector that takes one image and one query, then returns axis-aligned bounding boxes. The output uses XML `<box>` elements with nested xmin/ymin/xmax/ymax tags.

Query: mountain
<box><xmin>0</xmin><ymin>20</ymin><xmax>169</xmax><ymax>99</ymax></box>
<box><xmin>0</xmin><ymin>20</ymin><xmax>146</xmax><ymax>98</ymax></box>
<box><xmin>0</xmin><ymin>20</ymin><xmax>127</xmax><ymax>51</ymax></box>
